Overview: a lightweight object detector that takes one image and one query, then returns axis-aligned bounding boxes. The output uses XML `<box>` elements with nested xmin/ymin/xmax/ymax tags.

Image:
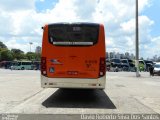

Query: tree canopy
<box><xmin>11</xmin><ymin>48</ymin><xmax>25</xmax><ymax>60</ymax></box>
<box><xmin>0</xmin><ymin>49</ymin><xmax>14</xmax><ymax>61</ymax></box>
<box><xmin>0</xmin><ymin>41</ymin><xmax>7</xmax><ymax>49</ymax></box>
<box><xmin>0</xmin><ymin>41</ymin><xmax>41</xmax><ymax>62</ymax></box>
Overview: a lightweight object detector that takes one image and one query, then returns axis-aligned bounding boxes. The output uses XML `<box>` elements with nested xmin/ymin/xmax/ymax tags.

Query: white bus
<box><xmin>11</xmin><ymin>61</ymin><xmax>33</xmax><ymax>70</ymax></box>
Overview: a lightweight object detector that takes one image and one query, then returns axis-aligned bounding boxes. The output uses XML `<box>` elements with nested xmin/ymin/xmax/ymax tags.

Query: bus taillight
<box><xmin>41</xmin><ymin>57</ymin><xmax>47</xmax><ymax>76</ymax></box>
<box><xmin>99</xmin><ymin>57</ymin><xmax>106</xmax><ymax>77</ymax></box>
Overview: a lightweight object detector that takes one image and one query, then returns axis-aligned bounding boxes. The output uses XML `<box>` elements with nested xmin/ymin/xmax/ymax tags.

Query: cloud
<box><xmin>74</xmin><ymin>0</ymin><xmax>97</xmax><ymax>20</ymax></box>
<box><xmin>0</xmin><ymin>12</ymin><xmax>14</xmax><ymax>36</ymax></box>
<box><xmin>0</xmin><ymin>0</ymin><xmax>35</xmax><ymax>11</ymax></box>
<box><xmin>120</xmin><ymin>19</ymin><xmax>135</xmax><ymax>35</ymax></box>
<box><xmin>140</xmin><ymin>36</ymin><xmax>160</xmax><ymax>58</ymax></box>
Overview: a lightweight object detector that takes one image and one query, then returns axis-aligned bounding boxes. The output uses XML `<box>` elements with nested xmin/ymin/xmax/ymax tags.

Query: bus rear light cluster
<box><xmin>41</xmin><ymin>57</ymin><xmax>47</xmax><ymax>76</ymax></box>
<box><xmin>99</xmin><ymin>57</ymin><xmax>106</xmax><ymax>77</ymax></box>
<box><xmin>99</xmin><ymin>71</ymin><xmax>104</xmax><ymax>76</ymax></box>
<box><xmin>42</xmin><ymin>70</ymin><xmax>47</xmax><ymax>75</ymax></box>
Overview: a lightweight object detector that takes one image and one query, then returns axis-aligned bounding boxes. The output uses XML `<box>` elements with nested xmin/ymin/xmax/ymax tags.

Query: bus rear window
<box><xmin>48</xmin><ymin>24</ymin><xmax>99</xmax><ymax>46</ymax></box>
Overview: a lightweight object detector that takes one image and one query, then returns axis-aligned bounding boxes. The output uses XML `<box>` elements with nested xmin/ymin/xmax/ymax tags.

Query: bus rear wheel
<box><xmin>21</xmin><ymin>67</ymin><xmax>25</xmax><ymax>70</ymax></box>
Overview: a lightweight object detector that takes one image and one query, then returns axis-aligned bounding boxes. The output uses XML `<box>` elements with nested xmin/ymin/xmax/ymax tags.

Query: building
<box><xmin>125</xmin><ymin>52</ymin><xmax>130</xmax><ymax>59</ymax></box>
<box><xmin>35</xmin><ymin>46</ymin><xmax>41</xmax><ymax>54</ymax></box>
<box><xmin>106</xmin><ymin>52</ymin><xmax>109</xmax><ymax>59</ymax></box>
<box><xmin>106</xmin><ymin>52</ymin><xmax>135</xmax><ymax>60</ymax></box>
<box><xmin>109</xmin><ymin>52</ymin><xmax>116</xmax><ymax>59</ymax></box>
<box><xmin>130</xmin><ymin>53</ymin><xmax>135</xmax><ymax>59</ymax></box>
<box><xmin>120</xmin><ymin>53</ymin><xmax>125</xmax><ymax>59</ymax></box>
<box><xmin>115</xmin><ymin>52</ymin><xmax>120</xmax><ymax>59</ymax></box>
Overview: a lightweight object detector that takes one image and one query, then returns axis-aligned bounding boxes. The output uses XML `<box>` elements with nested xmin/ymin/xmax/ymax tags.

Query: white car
<box><xmin>153</xmin><ymin>63</ymin><xmax>160</xmax><ymax>75</ymax></box>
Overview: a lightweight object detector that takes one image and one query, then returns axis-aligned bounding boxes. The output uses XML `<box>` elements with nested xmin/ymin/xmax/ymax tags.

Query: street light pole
<box><xmin>29</xmin><ymin>42</ymin><xmax>33</xmax><ymax>52</ymax></box>
<box><xmin>135</xmin><ymin>0</ymin><xmax>140</xmax><ymax>77</ymax></box>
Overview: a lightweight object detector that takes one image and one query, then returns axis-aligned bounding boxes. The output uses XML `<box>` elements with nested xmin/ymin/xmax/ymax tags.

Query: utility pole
<box><xmin>29</xmin><ymin>42</ymin><xmax>33</xmax><ymax>52</ymax></box>
<box><xmin>135</xmin><ymin>0</ymin><xmax>140</xmax><ymax>77</ymax></box>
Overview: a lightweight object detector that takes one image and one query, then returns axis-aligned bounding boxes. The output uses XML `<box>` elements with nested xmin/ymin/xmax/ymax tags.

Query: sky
<box><xmin>0</xmin><ymin>0</ymin><xmax>160</xmax><ymax>59</ymax></box>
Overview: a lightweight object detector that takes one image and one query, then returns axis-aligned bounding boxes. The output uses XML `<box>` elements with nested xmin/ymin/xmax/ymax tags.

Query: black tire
<box><xmin>99</xmin><ymin>89</ymin><xmax>104</xmax><ymax>90</ymax></box>
<box><xmin>21</xmin><ymin>67</ymin><xmax>25</xmax><ymax>70</ymax></box>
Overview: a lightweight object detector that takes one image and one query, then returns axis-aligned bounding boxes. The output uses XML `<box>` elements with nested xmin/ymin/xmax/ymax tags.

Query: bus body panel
<box><xmin>41</xmin><ymin>75</ymin><xmax>106</xmax><ymax>89</ymax></box>
<box><xmin>46</xmin><ymin>56</ymin><xmax>99</xmax><ymax>78</ymax></box>
<box><xmin>41</xmin><ymin>23</ymin><xmax>106</xmax><ymax>89</ymax></box>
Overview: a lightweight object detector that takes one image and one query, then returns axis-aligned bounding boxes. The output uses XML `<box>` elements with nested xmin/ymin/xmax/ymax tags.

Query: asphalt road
<box><xmin>0</xmin><ymin>69</ymin><xmax>160</xmax><ymax>119</ymax></box>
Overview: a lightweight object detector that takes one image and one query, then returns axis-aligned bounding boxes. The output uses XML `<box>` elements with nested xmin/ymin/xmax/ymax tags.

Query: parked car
<box><xmin>128</xmin><ymin>59</ymin><xmax>136</xmax><ymax>72</ymax></box>
<box><xmin>120</xmin><ymin>59</ymin><xmax>136</xmax><ymax>72</ymax></box>
<box><xmin>32</xmin><ymin>61</ymin><xmax>41</xmax><ymax>70</ymax></box>
<box><xmin>121</xmin><ymin>59</ymin><xmax>130</xmax><ymax>71</ymax></box>
<box><xmin>110</xmin><ymin>58</ymin><xmax>121</xmax><ymax>72</ymax></box>
<box><xmin>0</xmin><ymin>61</ymin><xmax>13</xmax><ymax>69</ymax></box>
<box><xmin>153</xmin><ymin>63</ymin><xmax>160</xmax><ymax>75</ymax></box>
<box><xmin>110</xmin><ymin>58</ymin><xmax>121</xmax><ymax>67</ymax></box>
<box><xmin>106</xmin><ymin>59</ymin><xmax>111</xmax><ymax>71</ymax></box>
<box><xmin>144</xmin><ymin>60</ymin><xmax>153</xmax><ymax>72</ymax></box>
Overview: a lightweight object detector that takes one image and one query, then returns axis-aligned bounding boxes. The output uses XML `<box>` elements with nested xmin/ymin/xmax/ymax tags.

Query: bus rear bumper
<box><xmin>41</xmin><ymin>75</ymin><xmax>106</xmax><ymax>89</ymax></box>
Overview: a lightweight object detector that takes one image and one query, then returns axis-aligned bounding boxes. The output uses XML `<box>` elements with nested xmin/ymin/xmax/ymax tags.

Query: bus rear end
<box><xmin>41</xmin><ymin>23</ymin><xmax>106</xmax><ymax>89</ymax></box>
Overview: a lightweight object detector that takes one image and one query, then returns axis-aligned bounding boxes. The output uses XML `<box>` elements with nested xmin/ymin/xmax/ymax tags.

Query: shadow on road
<box><xmin>42</xmin><ymin>89</ymin><xmax>116</xmax><ymax>109</ymax></box>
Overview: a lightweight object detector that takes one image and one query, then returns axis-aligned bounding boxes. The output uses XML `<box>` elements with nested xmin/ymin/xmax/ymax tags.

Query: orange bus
<box><xmin>41</xmin><ymin>23</ymin><xmax>106</xmax><ymax>89</ymax></box>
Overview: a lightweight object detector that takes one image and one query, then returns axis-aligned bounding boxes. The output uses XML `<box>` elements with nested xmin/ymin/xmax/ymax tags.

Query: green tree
<box><xmin>0</xmin><ymin>41</ymin><xmax>7</xmax><ymax>49</ymax></box>
<box><xmin>11</xmin><ymin>48</ymin><xmax>25</xmax><ymax>60</ymax></box>
<box><xmin>0</xmin><ymin>49</ymin><xmax>13</xmax><ymax>61</ymax></box>
<box><xmin>35</xmin><ymin>53</ymin><xmax>41</xmax><ymax>61</ymax></box>
<box><xmin>25</xmin><ymin>52</ymin><xmax>37</xmax><ymax>61</ymax></box>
